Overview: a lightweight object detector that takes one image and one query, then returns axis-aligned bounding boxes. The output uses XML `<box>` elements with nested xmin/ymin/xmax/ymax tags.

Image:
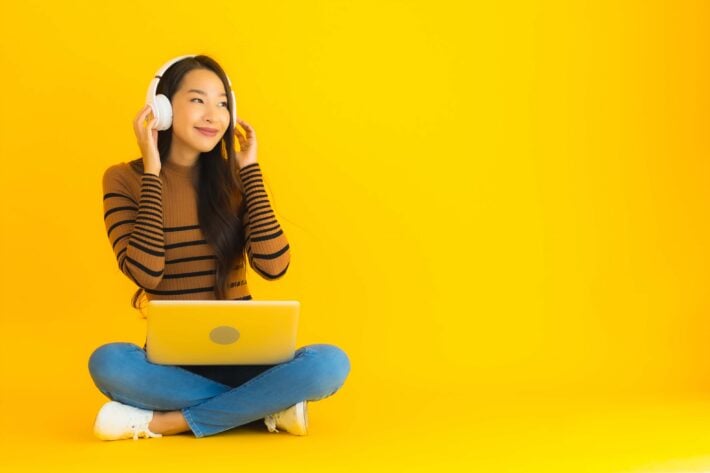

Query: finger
<box><xmin>134</xmin><ymin>105</ymin><xmax>147</xmax><ymax>122</ymax></box>
<box><xmin>134</xmin><ymin>112</ymin><xmax>149</xmax><ymax>135</ymax></box>
<box><xmin>136</xmin><ymin>104</ymin><xmax>152</xmax><ymax>122</ymax></box>
<box><xmin>140</xmin><ymin>112</ymin><xmax>153</xmax><ymax>130</ymax></box>
<box><xmin>239</xmin><ymin>121</ymin><xmax>254</xmax><ymax>137</ymax></box>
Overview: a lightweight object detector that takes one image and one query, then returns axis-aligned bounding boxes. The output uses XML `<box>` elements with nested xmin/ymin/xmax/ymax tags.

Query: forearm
<box><xmin>239</xmin><ymin>163</ymin><xmax>290</xmax><ymax>279</ymax></box>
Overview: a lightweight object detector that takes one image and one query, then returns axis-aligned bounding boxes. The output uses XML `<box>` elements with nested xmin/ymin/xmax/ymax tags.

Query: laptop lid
<box><xmin>145</xmin><ymin>300</ymin><xmax>299</xmax><ymax>365</ymax></box>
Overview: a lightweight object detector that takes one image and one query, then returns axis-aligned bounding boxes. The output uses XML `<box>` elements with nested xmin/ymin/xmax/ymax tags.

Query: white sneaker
<box><xmin>264</xmin><ymin>401</ymin><xmax>309</xmax><ymax>435</ymax></box>
<box><xmin>93</xmin><ymin>401</ymin><xmax>163</xmax><ymax>441</ymax></box>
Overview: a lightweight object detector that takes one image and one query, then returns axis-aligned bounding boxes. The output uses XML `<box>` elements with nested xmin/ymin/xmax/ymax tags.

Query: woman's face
<box><xmin>169</xmin><ymin>68</ymin><xmax>231</xmax><ymax>155</ymax></box>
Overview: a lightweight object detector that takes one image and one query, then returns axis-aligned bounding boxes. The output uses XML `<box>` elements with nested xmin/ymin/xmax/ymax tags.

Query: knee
<box><xmin>302</xmin><ymin>344</ymin><xmax>351</xmax><ymax>392</ymax></box>
<box><xmin>88</xmin><ymin>342</ymin><xmax>140</xmax><ymax>386</ymax></box>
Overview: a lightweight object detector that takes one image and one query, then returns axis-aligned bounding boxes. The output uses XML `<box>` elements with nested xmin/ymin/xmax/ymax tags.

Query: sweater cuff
<box><xmin>239</xmin><ymin>162</ymin><xmax>260</xmax><ymax>174</ymax></box>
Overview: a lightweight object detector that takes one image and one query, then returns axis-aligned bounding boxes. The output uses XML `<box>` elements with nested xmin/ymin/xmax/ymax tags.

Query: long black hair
<box><xmin>128</xmin><ymin>55</ymin><xmax>246</xmax><ymax>311</ymax></box>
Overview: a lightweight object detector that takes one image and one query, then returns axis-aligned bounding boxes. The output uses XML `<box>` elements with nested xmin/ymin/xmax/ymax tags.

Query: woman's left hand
<box><xmin>234</xmin><ymin>118</ymin><xmax>258</xmax><ymax>169</ymax></box>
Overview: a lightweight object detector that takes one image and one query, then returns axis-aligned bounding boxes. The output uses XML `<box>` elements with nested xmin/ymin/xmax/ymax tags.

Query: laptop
<box><xmin>145</xmin><ymin>300</ymin><xmax>300</xmax><ymax>365</ymax></box>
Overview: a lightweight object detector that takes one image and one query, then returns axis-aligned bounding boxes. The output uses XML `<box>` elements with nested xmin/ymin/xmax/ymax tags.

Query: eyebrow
<box><xmin>186</xmin><ymin>88</ymin><xmax>227</xmax><ymax>97</ymax></box>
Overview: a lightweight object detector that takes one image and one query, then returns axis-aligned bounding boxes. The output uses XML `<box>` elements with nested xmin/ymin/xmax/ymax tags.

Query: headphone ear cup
<box><xmin>154</xmin><ymin>94</ymin><xmax>173</xmax><ymax>131</ymax></box>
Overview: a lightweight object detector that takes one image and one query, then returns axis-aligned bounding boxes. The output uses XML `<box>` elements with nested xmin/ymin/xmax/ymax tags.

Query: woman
<box><xmin>89</xmin><ymin>55</ymin><xmax>350</xmax><ymax>440</ymax></box>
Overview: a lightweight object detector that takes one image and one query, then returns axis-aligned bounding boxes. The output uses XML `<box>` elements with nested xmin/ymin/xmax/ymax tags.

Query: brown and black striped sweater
<box><xmin>102</xmin><ymin>158</ymin><xmax>290</xmax><ymax>386</ymax></box>
<box><xmin>102</xmin><ymin>159</ymin><xmax>290</xmax><ymax>299</ymax></box>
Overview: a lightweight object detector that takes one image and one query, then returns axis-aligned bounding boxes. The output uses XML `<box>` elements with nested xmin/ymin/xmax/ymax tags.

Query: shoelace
<box><xmin>264</xmin><ymin>413</ymin><xmax>280</xmax><ymax>433</ymax></box>
<box><xmin>127</xmin><ymin>412</ymin><xmax>163</xmax><ymax>440</ymax></box>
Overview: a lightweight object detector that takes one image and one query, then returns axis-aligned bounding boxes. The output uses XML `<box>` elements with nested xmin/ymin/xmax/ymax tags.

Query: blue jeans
<box><xmin>87</xmin><ymin>342</ymin><xmax>351</xmax><ymax>438</ymax></box>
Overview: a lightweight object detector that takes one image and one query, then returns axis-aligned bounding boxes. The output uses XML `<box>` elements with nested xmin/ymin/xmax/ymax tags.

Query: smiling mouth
<box><xmin>195</xmin><ymin>127</ymin><xmax>218</xmax><ymax>137</ymax></box>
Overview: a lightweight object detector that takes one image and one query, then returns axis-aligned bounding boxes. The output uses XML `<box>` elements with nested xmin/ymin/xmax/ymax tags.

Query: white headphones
<box><xmin>145</xmin><ymin>54</ymin><xmax>238</xmax><ymax>131</ymax></box>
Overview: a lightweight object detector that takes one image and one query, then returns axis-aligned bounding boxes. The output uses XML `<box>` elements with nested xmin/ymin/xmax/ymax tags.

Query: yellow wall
<box><xmin>1</xmin><ymin>0</ymin><xmax>709</xmax><ymax>418</ymax></box>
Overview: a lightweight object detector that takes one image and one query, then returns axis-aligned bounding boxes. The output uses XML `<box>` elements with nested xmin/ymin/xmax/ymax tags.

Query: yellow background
<box><xmin>2</xmin><ymin>1</ymin><xmax>710</xmax><ymax>471</ymax></box>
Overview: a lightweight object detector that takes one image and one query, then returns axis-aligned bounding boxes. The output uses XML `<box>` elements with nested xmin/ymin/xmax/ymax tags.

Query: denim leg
<box><xmin>88</xmin><ymin>342</ymin><xmax>233</xmax><ymax>411</ymax></box>
<box><xmin>182</xmin><ymin>343</ymin><xmax>351</xmax><ymax>438</ymax></box>
<box><xmin>88</xmin><ymin>342</ymin><xmax>351</xmax><ymax>439</ymax></box>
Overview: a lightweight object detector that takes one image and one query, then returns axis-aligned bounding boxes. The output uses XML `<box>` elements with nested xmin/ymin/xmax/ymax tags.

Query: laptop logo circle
<box><xmin>209</xmin><ymin>326</ymin><xmax>240</xmax><ymax>344</ymax></box>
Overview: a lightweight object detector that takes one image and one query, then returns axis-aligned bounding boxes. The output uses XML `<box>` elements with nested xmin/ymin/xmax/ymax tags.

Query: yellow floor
<box><xmin>5</xmin><ymin>377</ymin><xmax>710</xmax><ymax>473</ymax></box>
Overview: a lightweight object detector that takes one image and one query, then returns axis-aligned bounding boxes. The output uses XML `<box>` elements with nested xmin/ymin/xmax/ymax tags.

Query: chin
<box><xmin>191</xmin><ymin>133</ymin><xmax>223</xmax><ymax>152</ymax></box>
<box><xmin>196</xmin><ymin>144</ymin><xmax>215</xmax><ymax>153</ymax></box>
<box><xmin>186</xmin><ymin>137</ymin><xmax>217</xmax><ymax>152</ymax></box>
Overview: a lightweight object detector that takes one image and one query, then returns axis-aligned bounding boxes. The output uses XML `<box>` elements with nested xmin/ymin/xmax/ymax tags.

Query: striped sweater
<box><xmin>102</xmin><ymin>159</ymin><xmax>290</xmax><ymax>300</ymax></box>
<box><xmin>101</xmin><ymin>158</ymin><xmax>290</xmax><ymax>387</ymax></box>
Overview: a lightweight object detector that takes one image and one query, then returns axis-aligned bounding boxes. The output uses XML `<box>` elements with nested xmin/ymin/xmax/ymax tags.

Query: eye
<box><xmin>191</xmin><ymin>98</ymin><xmax>228</xmax><ymax>108</ymax></box>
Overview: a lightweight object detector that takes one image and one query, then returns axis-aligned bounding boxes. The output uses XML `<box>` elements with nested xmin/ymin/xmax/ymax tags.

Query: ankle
<box><xmin>147</xmin><ymin>411</ymin><xmax>162</xmax><ymax>433</ymax></box>
<box><xmin>149</xmin><ymin>410</ymin><xmax>190</xmax><ymax>435</ymax></box>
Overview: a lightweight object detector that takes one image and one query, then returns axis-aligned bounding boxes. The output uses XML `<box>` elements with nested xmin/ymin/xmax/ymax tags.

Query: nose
<box><xmin>203</xmin><ymin>105</ymin><xmax>223</xmax><ymax>123</ymax></box>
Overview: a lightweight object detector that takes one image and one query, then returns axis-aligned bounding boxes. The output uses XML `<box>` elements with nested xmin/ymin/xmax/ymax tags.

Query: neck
<box><xmin>166</xmin><ymin>137</ymin><xmax>200</xmax><ymax>167</ymax></box>
<box><xmin>166</xmin><ymin>152</ymin><xmax>199</xmax><ymax>168</ymax></box>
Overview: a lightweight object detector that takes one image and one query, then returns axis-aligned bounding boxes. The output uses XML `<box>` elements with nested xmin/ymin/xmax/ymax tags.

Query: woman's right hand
<box><xmin>133</xmin><ymin>104</ymin><xmax>161</xmax><ymax>175</ymax></box>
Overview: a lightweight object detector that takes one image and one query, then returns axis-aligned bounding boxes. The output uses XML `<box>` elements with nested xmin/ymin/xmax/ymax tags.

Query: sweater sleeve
<box><xmin>102</xmin><ymin>166</ymin><xmax>166</xmax><ymax>289</ymax></box>
<box><xmin>238</xmin><ymin>162</ymin><xmax>290</xmax><ymax>280</ymax></box>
